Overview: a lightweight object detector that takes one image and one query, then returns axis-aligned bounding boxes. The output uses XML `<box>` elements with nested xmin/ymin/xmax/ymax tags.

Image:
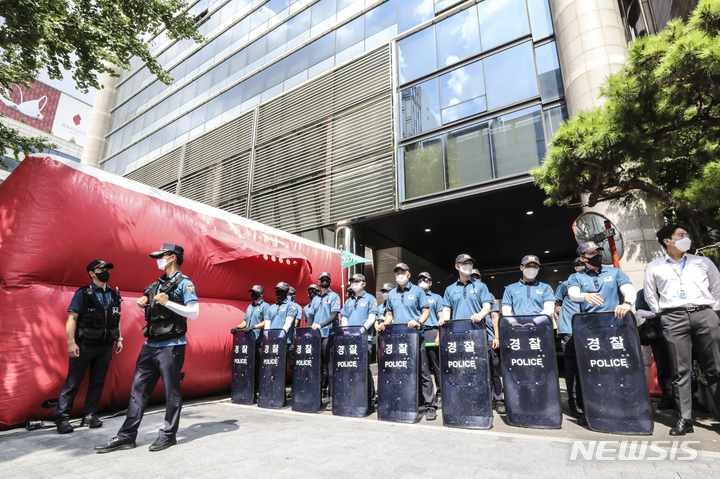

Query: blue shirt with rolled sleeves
<box><xmin>567</xmin><ymin>267</ymin><xmax>632</xmax><ymax>313</ymax></box>
<box><xmin>147</xmin><ymin>270</ymin><xmax>199</xmax><ymax>348</ymax></box>
<box><xmin>341</xmin><ymin>291</ymin><xmax>379</xmax><ymax>341</ymax></box>
<box><xmin>265</xmin><ymin>299</ymin><xmax>300</xmax><ymax>344</ymax></box>
<box><xmin>502</xmin><ymin>280</ymin><xmax>555</xmax><ymax>316</ymax></box>
<box><xmin>245</xmin><ymin>301</ymin><xmax>269</xmax><ymax>342</ymax></box>
<box><xmin>442</xmin><ymin>278</ymin><xmax>494</xmax><ymax>320</ymax></box>
<box><xmin>424</xmin><ymin>291</ymin><xmax>444</xmax><ymax>327</ymax></box>
<box><xmin>481</xmin><ymin>294</ymin><xmax>500</xmax><ymax>340</ymax></box>
<box><xmin>302</xmin><ymin>304</ymin><xmax>312</xmax><ymax>323</ymax></box>
<box><xmin>68</xmin><ymin>282</ymin><xmax>120</xmax><ymax>313</ymax></box>
<box><xmin>555</xmin><ymin>281</ymin><xmax>579</xmax><ymax>334</ymax></box>
<box><xmin>385</xmin><ymin>283</ymin><xmax>429</xmax><ymax>324</ymax></box>
<box><xmin>309</xmin><ymin>289</ymin><xmax>342</xmax><ymax>338</ymax></box>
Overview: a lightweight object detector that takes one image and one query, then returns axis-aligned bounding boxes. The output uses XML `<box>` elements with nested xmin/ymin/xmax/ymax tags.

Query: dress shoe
<box><xmin>577</xmin><ymin>414</ymin><xmax>588</xmax><ymax>426</ymax></box>
<box><xmin>81</xmin><ymin>413</ymin><xmax>103</xmax><ymax>428</ymax></box>
<box><xmin>56</xmin><ymin>418</ymin><xmax>73</xmax><ymax>434</ymax></box>
<box><xmin>495</xmin><ymin>401</ymin><xmax>506</xmax><ymax>414</ymax></box>
<box><xmin>568</xmin><ymin>401</ymin><xmax>584</xmax><ymax>418</ymax></box>
<box><xmin>426</xmin><ymin>409</ymin><xmax>437</xmax><ymax>421</ymax></box>
<box><xmin>149</xmin><ymin>436</ymin><xmax>177</xmax><ymax>452</ymax></box>
<box><xmin>669</xmin><ymin>419</ymin><xmax>694</xmax><ymax>436</ymax></box>
<box><xmin>95</xmin><ymin>437</ymin><xmax>136</xmax><ymax>453</ymax></box>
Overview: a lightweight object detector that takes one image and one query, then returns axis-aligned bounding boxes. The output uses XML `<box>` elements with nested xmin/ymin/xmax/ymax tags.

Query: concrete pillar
<box><xmin>81</xmin><ymin>63</ymin><xmax>122</xmax><ymax>168</ymax></box>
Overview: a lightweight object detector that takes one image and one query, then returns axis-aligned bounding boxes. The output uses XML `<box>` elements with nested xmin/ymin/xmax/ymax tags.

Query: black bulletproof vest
<box><xmin>143</xmin><ymin>273</ymin><xmax>188</xmax><ymax>343</ymax></box>
<box><xmin>77</xmin><ymin>286</ymin><xmax>122</xmax><ymax>345</ymax></box>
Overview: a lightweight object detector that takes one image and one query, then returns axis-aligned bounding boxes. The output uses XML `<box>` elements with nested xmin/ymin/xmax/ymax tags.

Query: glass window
<box><xmin>268</xmin><ymin>0</ymin><xmax>290</xmax><ymax>15</ymax></box>
<box><xmin>207</xmin><ymin>94</ymin><xmax>225</xmax><ymax>120</ymax></box>
<box><xmin>338</xmin><ymin>0</ymin><xmax>357</xmax><ymax>10</ymax></box>
<box><xmin>490</xmin><ymin>106</ymin><xmax>545</xmax><ymax>177</ymax></box>
<box><xmin>150</xmin><ymin>130</ymin><xmax>163</xmax><ymax>151</ymax></box>
<box><xmin>247</xmin><ymin>37</ymin><xmax>267</xmax><ymax>65</ymax></box>
<box><xmin>527</xmin><ymin>0</ymin><xmax>554</xmax><ymax>40</ymax></box>
<box><xmin>398</xmin><ymin>26</ymin><xmax>437</xmax><ymax>84</ymax></box>
<box><xmin>398</xmin><ymin>0</ymin><xmax>434</xmax><ymax>34</ymax></box>
<box><xmin>336</xmin><ymin>16</ymin><xmax>364</xmax><ymax>53</ymax></box>
<box><xmin>215</xmin><ymin>28</ymin><xmax>233</xmax><ymax>55</ymax></box>
<box><xmin>543</xmin><ymin>104</ymin><xmax>568</xmax><ymax>144</ymax></box>
<box><xmin>309</xmin><ymin>32</ymin><xmax>336</xmax><ymax>66</ymax></box>
<box><xmin>286</xmin><ymin>46</ymin><xmax>309</xmax><ymax>78</ymax></box>
<box><xmin>242</xmin><ymin>73</ymin><xmax>263</xmax><ymax>101</ymax></box>
<box><xmin>434</xmin><ymin>0</ymin><xmax>462</xmax><ymax>12</ymax></box>
<box><xmin>267</xmin><ymin>23</ymin><xmax>288</xmax><ymax>52</ymax></box>
<box><xmin>312</xmin><ymin>0</ymin><xmax>336</xmax><ymax>26</ymax></box>
<box><xmin>162</xmin><ymin>121</ymin><xmax>178</xmax><ymax>145</ymax></box>
<box><xmin>200</xmin><ymin>41</ymin><xmax>216</xmax><ymax>64</ymax></box>
<box><xmin>484</xmin><ymin>42</ymin><xmax>538</xmax><ymax>111</ymax></box>
<box><xmin>232</xmin><ymin>18</ymin><xmax>250</xmax><ymax>43</ymax></box>
<box><xmin>190</xmin><ymin>102</ymin><xmax>208</xmax><ymax>130</ymax></box>
<box><xmin>176</xmin><ymin>112</ymin><xmax>192</xmax><ymax>137</ymax></box>
<box><xmin>251</xmin><ymin>6</ymin><xmax>270</xmax><ymax>30</ymax></box>
<box><xmin>365</xmin><ymin>1</ymin><xmax>397</xmax><ymax>38</ymax></box>
<box><xmin>186</xmin><ymin>51</ymin><xmax>202</xmax><ymax>73</ymax></box>
<box><xmin>196</xmin><ymin>72</ymin><xmax>213</xmax><ymax>94</ymax></box>
<box><xmin>445</xmin><ymin>121</ymin><xmax>492</xmax><ymax>188</ymax></box>
<box><xmin>439</xmin><ymin>60</ymin><xmax>486</xmax><ymax>122</ymax></box>
<box><xmin>155</xmin><ymin>99</ymin><xmax>169</xmax><ymax>120</ymax></box>
<box><xmin>436</xmin><ymin>7</ymin><xmax>481</xmax><ymax>68</ymax></box>
<box><xmin>535</xmin><ymin>42</ymin><xmax>563</xmax><ymax>101</ymax></box>
<box><xmin>212</xmin><ymin>60</ymin><xmax>230</xmax><ymax>86</ymax></box>
<box><xmin>288</xmin><ymin>9</ymin><xmax>311</xmax><ymax>39</ymax></box>
<box><xmin>264</xmin><ymin>59</ymin><xmax>286</xmax><ymax>89</ymax></box>
<box><xmin>441</xmin><ymin>97</ymin><xmax>486</xmax><ymax>124</ymax></box>
<box><xmin>230</xmin><ymin>49</ymin><xmax>247</xmax><ymax>75</ymax></box>
<box><xmin>477</xmin><ymin>0</ymin><xmax>530</xmax><ymax>51</ymax></box>
<box><xmin>400</xmin><ymin>77</ymin><xmax>440</xmax><ymax>139</ymax></box>
<box><xmin>403</xmin><ymin>136</ymin><xmax>444</xmax><ymax>199</ymax></box>
<box><xmin>167</xmin><ymin>92</ymin><xmax>182</xmax><ymax>113</ymax></box>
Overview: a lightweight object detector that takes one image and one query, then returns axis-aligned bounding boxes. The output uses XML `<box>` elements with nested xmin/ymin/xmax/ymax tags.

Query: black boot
<box><xmin>669</xmin><ymin>419</ymin><xmax>694</xmax><ymax>436</ymax></box>
<box><xmin>56</xmin><ymin>418</ymin><xmax>73</xmax><ymax>434</ymax></box>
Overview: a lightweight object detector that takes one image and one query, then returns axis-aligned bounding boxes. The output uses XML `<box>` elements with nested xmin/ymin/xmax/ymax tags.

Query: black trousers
<box><xmin>419</xmin><ymin>342</ymin><xmax>438</xmax><ymax>411</ymax></box>
<box><xmin>661</xmin><ymin>309</ymin><xmax>720</xmax><ymax>420</ymax></box>
<box><xmin>321</xmin><ymin>336</ymin><xmax>334</xmax><ymax>397</ymax></box>
<box><xmin>561</xmin><ymin>334</ymin><xmax>583</xmax><ymax>406</ymax></box>
<box><xmin>117</xmin><ymin>343</ymin><xmax>186</xmax><ymax>442</ymax></box>
<box><xmin>649</xmin><ymin>339</ymin><xmax>674</xmax><ymax>403</ymax></box>
<box><xmin>487</xmin><ymin>344</ymin><xmax>504</xmax><ymax>403</ymax></box>
<box><xmin>425</xmin><ymin>345</ymin><xmax>442</xmax><ymax>397</ymax></box>
<box><xmin>254</xmin><ymin>340</ymin><xmax>262</xmax><ymax>398</ymax></box>
<box><xmin>54</xmin><ymin>342</ymin><xmax>113</xmax><ymax>422</ymax></box>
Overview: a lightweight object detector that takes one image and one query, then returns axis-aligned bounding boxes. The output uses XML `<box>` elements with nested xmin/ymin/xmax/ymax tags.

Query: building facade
<box><xmin>82</xmin><ymin>0</ymin><xmax>689</xmax><ymax>293</ymax></box>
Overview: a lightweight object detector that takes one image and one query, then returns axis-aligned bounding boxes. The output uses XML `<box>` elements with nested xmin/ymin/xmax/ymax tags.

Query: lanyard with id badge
<box><xmin>668</xmin><ymin>256</ymin><xmax>688</xmax><ymax>299</ymax></box>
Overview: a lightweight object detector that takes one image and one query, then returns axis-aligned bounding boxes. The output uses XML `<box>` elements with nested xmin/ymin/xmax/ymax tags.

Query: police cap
<box><xmin>350</xmin><ymin>273</ymin><xmax>366</xmax><ymax>282</ymax></box>
<box><xmin>455</xmin><ymin>254</ymin><xmax>475</xmax><ymax>265</ymax></box>
<box><xmin>418</xmin><ymin>271</ymin><xmax>432</xmax><ymax>281</ymax></box>
<box><xmin>521</xmin><ymin>255</ymin><xmax>541</xmax><ymax>266</ymax></box>
<box><xmin>577</xmin><ymin>241</ymin><xmax>604</xmax><ymax>256</ymax></box>
<box><xmin>87</xmin><ymin>260</ymin><xmax>114</xmax><ymax>272</ymax></box>
<box><xmin>380</xmin><ymin>282</ymin><xmax>394</xmax><ymax>292</ymax></box>
<box><xmin>318</xmin><ymin>271</ymin><xmax>331</xmax><ymax>280</ymax></box>
<box><xmin>149</xmin><ymin>243</ymin><xmax>184</xmax><ymax>258</ymax></box>
<box><xmin>249</xmin><ymin>285</ymin><xmax>265</xmax><ymax>294</ymax></box>
<box><xmin>393</xmin><ymin>262</ymin><xmax>410</xmax><ymax>272</ymax></box>
<box><xmin>275</xmin><ymin>282</ymin><xmax>290</xmax><ymax>291</ymax></box>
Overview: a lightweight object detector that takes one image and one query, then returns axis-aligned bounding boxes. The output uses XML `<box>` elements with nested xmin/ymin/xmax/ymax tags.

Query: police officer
<box><xmin>307</xmin><ymin>272</ymin><xmax>342</xmax><ymax>404</ymax></box>
<box><xmin>96</xmin><ymin>244</ymin><xmax>199</xmax><ymax>453</ymax></box>
<box><xmin>554</xmin><ymin>258</ymin><xmax>586</xmax><ymax>418</ymax></box>
<box><xmin>340</xmin><ymin>273</ymin><xmax>379</xmax><ymax>408</ymax></box>
<box><xmin>231</xmin><ymin>285</ymin><xmax>268</xmax><ymax>399</ymax></box>
<box><xmin>55</xmin><ymin>260</ymin><xmax>123</xmax><ymax>434</ymax></box>
<box><xmin>261</xmin><ymin>282</ymin><xmax>300</xmax><ymax>398</ymax></box>
<box><xmin>376</xmin><ymin>282</ymin><xmax>394</xmax><ymax>326</ymax></box>
<box><xmin>501</xmin><ymin>255</ymin><xmax>555</xmax><ymax>317</ymax></box>
<box><xmin>417</xmin><ymin>272</ymin><xmax>443</xmax><ymax>405</ymax></box>
<box><xmin>378</xmin><ymin>263</ymin><xmax>438</xmax><ymax>420</ymax></box>
<box><xmin>440</xmin><ymin>254</ymin><xmax>501</xmax><ymax>412</ymax></box>
<box><xmin>301</xmin><ymin>284</ymin><xmax>320</xmax><ymax>328</ymax></box>
<box><xmin>471</xmin><ymin>269</ymin><xmax>482</xmax><ymax>281</ymax></box>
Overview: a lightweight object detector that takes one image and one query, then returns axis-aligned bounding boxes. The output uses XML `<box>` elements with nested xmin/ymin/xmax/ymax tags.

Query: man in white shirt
<box><xmin>644</xmin><ymin>224</ymin><xmax>720</xmax><ymax>436</ymax></box>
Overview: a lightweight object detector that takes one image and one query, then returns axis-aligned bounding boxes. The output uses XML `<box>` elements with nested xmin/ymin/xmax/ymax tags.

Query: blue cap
<box><xmin>149</xmin><ymin>243</ymin><xmax>184</xmax><ymax>258</ymax></box>
<box><xmin>521</xmin><ymin>255</ymin><xmax>541</xmax><ymax>266</ymax></box>
<box><xmin>275</xmin><ymin>282</ymin><xmax>290</xmax><ymax>291</ymax></box>
<box><xmin>393</xmin><ymin>262</ymin><xmax>410</xmax><ymax>272</ymax></box>
<box><xmin>249</xmin><ymin>285</ymin><xmax>265</xmax><ymax>294</ymax></box>
<box><xmin>318</xmin><ymin>271</ymin><xmax>331</xmax><ymax>280</ymax></box>
<box><xmin>288</xmin><ymin>286</ymin><xmax>296</xmax><ymax>295</ymax></box>
<box><xmin>455</xmin><ymin>254</ymin><xmax>475</xmax><ymax>265</ymax></box>
<box><xmin>572</xmin><ymin>257</ymin><xmax>583</xmax><ymax>268</ymax></box>
<box><xmin>471</xmin><ymin>269</ymin><xmax>481</xmax><ymax>277</ymax></box>
<box><xmin>577</xmin><ymin>241</ymin><xmax>603</xmax><ymax>256</ymax></box>
<box><xmin>418</xmin><ymin>271</ymin><xmax>432</xmax><ymax>281</ymax></box>
<box><xmin>380</xmin><ymin>282</ymin><xmax>394</xmax><ymax>292</ymax></box>
<box><xmin>350</xmin><ymin>273</ymin><xmax>366</xmax><ymax>282</ymax></box>
<box><xmin>308</xmin><ymin>283</ymin><xmax>319</xmax><ymax>291</ymax></box>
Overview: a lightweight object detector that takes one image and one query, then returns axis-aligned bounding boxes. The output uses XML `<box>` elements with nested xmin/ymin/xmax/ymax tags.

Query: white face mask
<box><xmin>674</xmin><ymin>237</ymin><xmax>692</xmax><ymax>252</ymax></box>
<box><xmin>382</xmin><ymin>292</ymin><xmax>389</xmax><ymax>300</ymax></box>
<box><xmin>419</xmin><ymin>281</ymin><xmax>430</xmax><ymax>291</ymax></box>
<box><xmin>157</xmin><ymin>258</ymin><xmax>168</xmax><ymax>270</ymax></box>
<box><xmin>523</xmin><ymin>267</ymin><xmax>539</xmax><ymax>280</ymax></box>
<box><xmin>396</xmin><ymin>274</ymin><xmax>408</xmax><ymax>285</ymax></box>
<box><xmin>459</xmin><ymin>264</ymin><xmax>473</xmax><ymax>276</ymax></box>
<box><xmin>350</xmin><ymin>283</ymin><xmax>363</xmax><ymax>293</ymax></box>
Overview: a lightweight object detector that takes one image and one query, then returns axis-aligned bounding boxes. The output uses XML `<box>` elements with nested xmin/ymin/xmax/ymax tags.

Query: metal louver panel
<box><xmin>160</xmin><ymin>182</ymin><xmax>178</xmax><ymax>194</ymax></box>
<box><xmin>178</xmin><ymin>152</ymin><xmax>250</xmax><ymax>211</ymax></box>
<box><xmin>183</xmin><ymin>112</ymin><xmax>254</xmax><ymax>177</ymax></box>
<box><xmin>124</xmin><ymin>149</ymin><xmax>181</xmax><ymax>189</ymax></box>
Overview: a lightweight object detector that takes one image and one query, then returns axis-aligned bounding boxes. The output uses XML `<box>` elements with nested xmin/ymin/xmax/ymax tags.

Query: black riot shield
<box><xmin>333</xmin><ymin>326</ymin><xmax>368</xmax><ymax>417</ymax></box>
<box><xmin>573</xmin><ymin>311</ymin><xmax>653</xmax><ymax>435</ymax></box>
<box><xmin>377</xmin><ymin>326</ymin><xmax>420</xmax><ymax>423</ymax></box>
<box><xmin>231</xmin><ymin>331</ymin><xmax>256</xmax><ymax>405</ymax></box>
<box><xmin>499</xmin><ymin>315</ymin><xmax>562</xmax><ymax>429</ymax></box>
<box><xmin>440</xmin><ymin>320</ymin><xmax>493</xmax><ymax>429</ymax></box>
<box><xmin>258</xmin><ymin>329</ymin><xmax>288</xmax><ymax>409</ymax></box>
<box><xmin>292</xmin><ymin>328</ymin><xmax>322</xmax><ymax>413</ymax></box>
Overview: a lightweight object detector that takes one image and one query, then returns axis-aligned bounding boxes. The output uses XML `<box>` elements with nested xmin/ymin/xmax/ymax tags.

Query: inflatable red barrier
<box><xmin>0</xmin><ymin>155</ymin><xmax>341</xmax><ymax>429</ymax></box>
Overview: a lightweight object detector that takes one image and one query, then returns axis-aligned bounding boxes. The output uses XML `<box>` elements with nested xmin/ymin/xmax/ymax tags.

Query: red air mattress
<box><xmin>0</xmin><ymin>155</ymin><xmax>341</xmax><ymax>429</ymax></box>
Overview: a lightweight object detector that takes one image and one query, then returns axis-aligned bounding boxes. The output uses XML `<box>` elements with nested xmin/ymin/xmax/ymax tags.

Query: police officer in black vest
<box><xmin>54</xmin><ymin>260</ymin><xmax>123</xmax><ymax>434</ymax></box>
<box><xmin>96</xmin><ymin>243</ymin><xmax>199</xmax><ymax>453</ymax></box>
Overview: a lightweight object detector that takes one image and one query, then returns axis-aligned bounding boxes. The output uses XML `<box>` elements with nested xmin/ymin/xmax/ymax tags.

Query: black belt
<box><xmin>424</xmin><ymin>326</ymin><xmax>439</xmax><ymax>330</ymax></box>
<box><xmin>662</xmin><ymin>305</ymin><xmax>711</xmax><ymax>314</ymax></box>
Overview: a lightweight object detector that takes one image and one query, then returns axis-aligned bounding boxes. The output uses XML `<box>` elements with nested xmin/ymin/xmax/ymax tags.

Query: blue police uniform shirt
<box><xmin>264</xmin><ymin>299</ymin><xmax>300</xmax><ymax>344</ymax></box>
<box><xmin>482</xmin><ymin>294</ymin><xmax>500</xmax><ymax>340</ymax></box>
<box><xmin>341</xmin><ymin>291</ymin><xmax>379</xmax><ymax>341</ymax></box>
<box><xmin>635</xmin><ymin>289</ymin><xmax>651</xmax><ymax>312</ymax></box>
<box><xmin>68</xmin><ymin>282</ymin><xmax>120</xmax><ymax>313</ymax></box>
<box><xmin>385</xmin><ymin>283</ymin><xmax>429</xmax><ymax>324</ymax></box>
<box><xmin>147</xmin><ymin>270</ymin><xmax>199</xmax><ymax>348</ymax></box>
<box><xmin>245</xmin><ymin>300</ymin><xmax>269</xmax><ymax>342</ymax></box>
<box><xmin>308</xmin><ymin>289</ymin><xmax>342</xmax><ymax>338</ymax></box>
<box><xmin>424</xmin><ymin>291</ymin><xmax>444</xmax><ymax>327</ymax></box>
<box><xmin>442</xmin><ymin>278</ymin><xmax>494</xmax><ymax>320</ymax></box>
<box><xmin>303</xmin><ymin>303</ymin><xmax>312</xmax><ymax>323</ymax></box>
<box><xmin>554</xmin><ymin>281</ymin><xmax>579</xmax><ymax>335</ymax></box>
<box><xmin>502</xmin><ymin>279</ymin><xmax>555</xmax><ymax>316</ymax></box>
<box><xmin>567</xmin><ymin>266</ymin><xmax>632</xmax><ymax>313</ymax></box>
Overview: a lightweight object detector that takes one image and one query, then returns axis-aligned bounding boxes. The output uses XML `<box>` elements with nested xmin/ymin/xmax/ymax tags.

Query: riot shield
<box><xmin>440</xmin><ymin>320</ymin><xmax>493</xmax><ymax>429</ymax></box>
<box><xmin>258</xmin><ymin>329</ymin><xmax>288</xmax><ymax>409</ymax></box>
<box><xmin>292</xmin><ymin>328</ymin><xmax>322</xmax><ymax>413</ymax></box>
<box><xmin>499</xmin><ymin>315</ymin><xmax>562</xmax><ymax>429</ymax></box>
<box><xmin>573</xmin><ymin>311</ymin><xmax>653</xmax><ymax>435</ymax></box>
<box><xmin>333</xmin><ymin>326</ymin><xmax>368</xmax><ymax>417</ymax></box>
<box><xmin>377</xmin><ymin>325</ymin><xmax>419</xmax><ymax>423</ymax></box>
<box><xmin>231</xmin><ymin>331</ymin><xmax>256</xmax><ymax>405</ymax></box>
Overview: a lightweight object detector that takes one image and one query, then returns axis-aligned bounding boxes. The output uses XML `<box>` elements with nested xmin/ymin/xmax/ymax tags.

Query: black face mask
<box><xmin>319</xmin><ymin>280</ymin><xmax>330</xmax><ymax>288</ymax></box>
<box><xmin>251</xmin><ymin>292</ymin><xmax>262</xmax><ymax>301</ymax></box>
<box><xmin>585</xmin><ymin>255</ymin><xmax>603</xmax><ymax>268</ymax></box>
<box><xmin>276</xmin><ymin>291</ymin><xmax>288</xmax><ymax>302</ymax></box>
<box><xmin>308</xmin><ymin>291</ymin><xmax>318</xmax><ymax>300</ymax></box>
<box><xmin>95</xmin><ymin>271</ymin><xmax>110</xmax><ymax>283</ymax></box>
